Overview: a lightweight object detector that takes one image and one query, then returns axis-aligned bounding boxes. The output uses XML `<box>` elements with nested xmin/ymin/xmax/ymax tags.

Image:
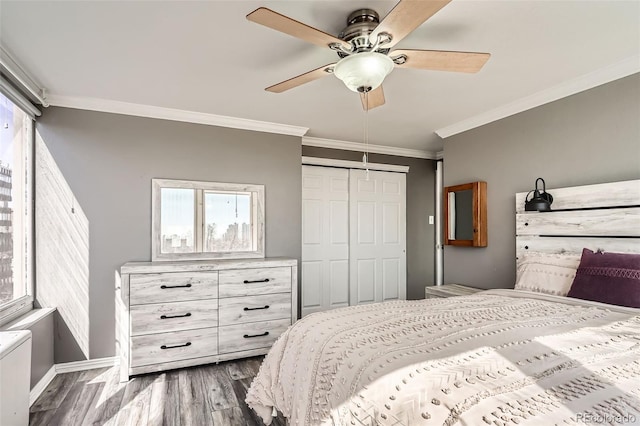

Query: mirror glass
<box><xmin>447</xmin><ymin>189</ymin><xmax>474</xmax><ymax>241</ymax></box>
<box><xmin>203</xmin><ymin>191</ymin><xmax>254</xmax><ymax>253</ymax></box>
<box><xmin>444</xmin><ymin>181</ymin><xmax>487</xmax><ymax>247</ymax></box>
<box><xmin>153</xmin><ymin>179</ymin><xmax>265</xmax><ymax>260</ymax></box>
<box><xmin>160</xmin><ymin>188</ymin><xmax>196</xmax><ymax>254</ymax></box>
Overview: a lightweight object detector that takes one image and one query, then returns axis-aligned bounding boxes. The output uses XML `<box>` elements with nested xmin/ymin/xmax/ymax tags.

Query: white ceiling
<box><xmin>1</xmin><ymin>1</ymin><xmax>639</xmax><ymax>154</ymax></box>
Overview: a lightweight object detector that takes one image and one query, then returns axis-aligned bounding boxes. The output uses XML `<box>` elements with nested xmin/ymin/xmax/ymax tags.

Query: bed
<box><xmin>246</xmin><ymin>179</ymin><xmax>640</xmax><ymax>425</ymax></box>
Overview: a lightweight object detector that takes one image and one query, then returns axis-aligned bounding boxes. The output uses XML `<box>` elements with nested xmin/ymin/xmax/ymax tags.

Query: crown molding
<box><xmin>46</xmin><ymin>95</ymin><xmax>309</xmax><ymax>137</ymax></box>
<box><xmin>436</xmin><ymin>55</ymin><xmax>640</xmax><ymax>139</ymax></box>
<box><xmin>302</xmin><ymin>156</ymin><xmax>410</xmax><ymax>173</ymax></box>
<box><xmin>302</xmin><ymin>136</ymin><xmax>437</xmax><ymax>159</ymax></box>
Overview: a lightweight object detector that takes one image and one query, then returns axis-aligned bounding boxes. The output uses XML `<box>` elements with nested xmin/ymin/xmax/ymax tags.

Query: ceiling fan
<box><xmin>246</xmin><ymin>1</ymin><xmax>490</xmax><ymax>111</ymax></box>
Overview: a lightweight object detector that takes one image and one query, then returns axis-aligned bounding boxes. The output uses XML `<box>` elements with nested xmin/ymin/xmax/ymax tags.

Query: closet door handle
<box><xmin>243</xmin><ymin>305</ymin><xmax>269</xmax><ymax>311</ymax></box>
<box><xmin>160</xmin><ymin>312</ymin><xmax>192</xmax><ymax>320</ymax></box>
<box><xmin>160</xmin><ymin>342</ymin><xmax>191</xmax><ymax>350</ymax></box>
<box><xmin>160</xmin><ymin>284</ymin><xmax>192</xmax><ymax>289</ymax></box>
<box><xmin>244</xmin><ymin>331</ymin><xmax>269</xmax><ymax>339</ymax></box>
<box><xmin>243</xmin><ymin>278</ymin><xmax>270</xmax><ymax>284</ymax></box>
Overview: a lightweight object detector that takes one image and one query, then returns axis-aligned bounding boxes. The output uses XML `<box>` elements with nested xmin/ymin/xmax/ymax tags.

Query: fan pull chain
<box><xmin>363</xmin><ymin>91</ymin><xmax>370</xmax><ymax>181</ymax></box>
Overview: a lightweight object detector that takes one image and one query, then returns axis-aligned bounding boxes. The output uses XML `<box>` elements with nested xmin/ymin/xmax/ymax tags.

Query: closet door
<box><xmin>349</xmin><ymin>169</ymin><xmax>406</xmax><ymax>305</ymax></box>
<box><xmin>301</xmin><ymin>166</ymin><xmax>350</xmax><ymax>316</ymax></box>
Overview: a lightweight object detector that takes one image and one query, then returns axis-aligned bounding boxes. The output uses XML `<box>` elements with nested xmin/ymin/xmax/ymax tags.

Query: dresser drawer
<box><xmin>218</xmin><ymin>319</ymin><xmax>290</xmax><ymax>354</ymax></box>
<box><xmin>131</xmin><ymin>327</ymin><xmax>218</xmax><ymax>367</ymax></box>
<box><xmin>219</xmin><ymin>293</ymin><xmax>290</xmax><ymax>326</ymax></box>
<box><xmin>130</xmin><ymin>299</ymin><xmax>218</xmax><ymax>336</ymax></box>
<box><xmin>219</xmin><ymin>267</ymin><xmax>291</xmax><ymax>298</ymax></box>
<box><xmin>129</xmin><ymin>272</ymin><xmax>218</xmax><ymax>305</ymax></box>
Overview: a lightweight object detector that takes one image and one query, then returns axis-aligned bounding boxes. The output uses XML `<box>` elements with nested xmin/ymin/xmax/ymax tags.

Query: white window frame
<box><xmin>0</xmin><ymin>104</ymin><xmax>34</xmax><ymax>326</ymax></box>
<box><xmin>152</xmin><ymin>178</ymin><xmax>265</xmax><ymax>261</ymax></box>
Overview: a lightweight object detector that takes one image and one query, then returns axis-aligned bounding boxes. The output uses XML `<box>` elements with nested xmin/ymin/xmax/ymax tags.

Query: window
<box><xmin>152</xmin><ymin>179</ymin><xmax>264</xmax><ymax>261</ymax></box>
<box><xmin>0</xmin><ymin>92</ymin><xmax>33</xmax><ymax>323</ymax></box>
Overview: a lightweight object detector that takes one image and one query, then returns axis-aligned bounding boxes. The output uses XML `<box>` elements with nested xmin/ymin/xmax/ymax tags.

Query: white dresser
<box><xmin>116</xmin><ymin>258</ymin><xmax>297</xmax><ymax>382</ymax></box>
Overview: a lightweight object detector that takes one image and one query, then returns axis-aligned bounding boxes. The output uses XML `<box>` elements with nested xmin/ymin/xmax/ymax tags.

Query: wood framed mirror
<box><xmin>444</xmin><ymin>181</ymin><xmax>487</xmax><ymax>247</ymax></box>
<box><xmin>151</xmin><ymin>179</ymin><xmax>265</xmax><ymax>261</ymax></box>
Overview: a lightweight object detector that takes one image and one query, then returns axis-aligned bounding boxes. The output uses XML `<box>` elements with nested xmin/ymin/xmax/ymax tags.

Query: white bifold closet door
<box><xmin>349</xmin><ymin>169</ymin><xmax>406</xmax><ymax>305</ymax></box>
<box><xmin>301</xmin><ymin>165</ymin><xmax>406</xmax><ymax>317</ymax></box>
<box><xmin>301</xmin><ymin>166</ymin><xmax>350</xmax><ymax>316</ymax></box>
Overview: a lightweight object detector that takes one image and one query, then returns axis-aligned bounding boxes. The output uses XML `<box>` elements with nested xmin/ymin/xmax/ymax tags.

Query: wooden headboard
<box><xmin>515</xmin><ymin>179</ymin><xmax>640</xmax><ymax>259</ymax></box>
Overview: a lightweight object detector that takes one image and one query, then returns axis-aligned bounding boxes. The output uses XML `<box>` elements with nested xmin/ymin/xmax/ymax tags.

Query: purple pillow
<box><xmin>567</xmin><ymin>248</ymin><xmax>640</xmax><ymax>308</ymax></box>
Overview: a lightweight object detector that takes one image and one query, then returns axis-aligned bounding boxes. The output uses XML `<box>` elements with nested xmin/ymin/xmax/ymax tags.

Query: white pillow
<box><xmin>515</xmin><ymin>253</ymin><xmax>581</xmax><ymax>296</ymax></box>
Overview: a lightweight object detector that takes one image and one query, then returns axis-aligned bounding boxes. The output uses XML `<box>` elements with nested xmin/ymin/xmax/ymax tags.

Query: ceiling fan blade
<box><xmin>391</xmin><ymin>49</ymin><xmax>490</xmax><ymax>73</ymax></box>
<box><xmin>360</xmin><ymin>86</ymin><xmax>386</xmax><ymax>111</ymax></box>
<box><xmin>266</xmin><ymin>63</ymin><xmax>336</xmax><ymax>93</ymax></box>
<box><xmin>247</xmin><ymin>7</ymin><xmax>350</xmax><ymax>50</ymax></box>
<box><xmin>370</xmin><ymin>0</ymin><xmax>451</xmax><ymax>48</ymax></box>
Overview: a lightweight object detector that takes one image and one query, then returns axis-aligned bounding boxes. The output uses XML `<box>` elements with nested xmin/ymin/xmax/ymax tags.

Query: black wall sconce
<box><xmin>525</xmin><ymin>178</ymin><xmax>553</xmax><ymax>212</ymax></box>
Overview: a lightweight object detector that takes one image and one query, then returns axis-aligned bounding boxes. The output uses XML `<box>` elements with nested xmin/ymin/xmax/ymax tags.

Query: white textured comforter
<box><xmin>246</xmin><ymin>290</ymin><xmax>640</xmax><ymax>425</ymax></box>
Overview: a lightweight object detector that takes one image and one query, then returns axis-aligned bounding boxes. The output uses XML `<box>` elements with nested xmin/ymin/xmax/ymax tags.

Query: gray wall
<box><xmin>28</xmin><ymin>311</ymin><xmax>54</xmax><ymax>389</ymax></box>
<box><xmin>36</xmin><ymin>107</ymin><xmax>302</xmax><ymax>362</ymax></box>
<box><xmin>302</xmin><ymin>146</ymin><xmax>437</xmax><ymax>300</ymax></box>
<box><xmin>443</xmin><ymin>74</ymin><xmax>640</xmax><ymax>289</ymax></box>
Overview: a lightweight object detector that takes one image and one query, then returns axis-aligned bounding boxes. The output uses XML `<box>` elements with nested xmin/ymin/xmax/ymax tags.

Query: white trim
<box><xmin>0</xmin><ymin>296</ymin><xmax>34</xmax><ymax>328</ymax></box>
<box><xmin>302</xmin><ymin>136</ymin><xmax>436</xmax><ymax>159</ymax></box>
<box><xmin>54</xmin><ymin>356</ymin><xmax>118</xmax><ymax>374</ymax></box>
<box><xmin>435</xmin><ymin>151</ymin><xmax>444</xmax><ymax>160</ymax></box>
<box><xmin>435</xmin><ymin>160</ymin><xmax>443</xmax><ymax>286</ymax></box>
<box><xmin>1</xmin><ymin>308</ymin><xmax>56</xmax><ymax>331</ymax></box>
<box><xmin>29</xmin><ymin>356</ymin><xmax>119</xmax><ymax>406</ymax></box>
<box><xmin>46</xmin><ymin>95</ymin><xmax>309</xmax><ymax>137</ymax></box>
<box><xmin>0</xmin><ymin>78</ymin><xmax>41</xmax><ymax>118</ymax></box>
<box><xmin>436</xmin><ymin>56</ymin><xmax>640</xmax><ymax>138</ymax></box>
<box><xmin>29</xmin><ymin>365</ymin><xmax>56</xmax><ymax>406</ymax></box>
<box><xmin>302</xmin><ymin>156</ymin><xmax>409</xmax><ymax>173</ymax></box>
<box><xmin>0</xmin><ymin>46</ymin><xmax>48</xmax><ymax>106</ymax></box>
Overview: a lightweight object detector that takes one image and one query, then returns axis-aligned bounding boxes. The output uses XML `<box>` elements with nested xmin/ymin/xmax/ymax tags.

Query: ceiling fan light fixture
<box><xmin>333</xmin><ymin>52</ymin><xmax>394</xmax><ymax>93</ymax></box>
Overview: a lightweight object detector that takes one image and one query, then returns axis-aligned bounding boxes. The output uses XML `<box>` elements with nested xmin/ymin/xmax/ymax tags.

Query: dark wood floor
<box><xmin>29</xmin><ymin>356</ymin><xmax>286</xmax><ymax>426</ymax></box>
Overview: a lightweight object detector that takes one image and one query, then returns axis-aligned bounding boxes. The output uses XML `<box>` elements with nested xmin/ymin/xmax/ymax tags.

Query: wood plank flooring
<box><xmin>29</xmin><ymin>356</ymin><xmax>287</xmax><ymax>426</ymax></box>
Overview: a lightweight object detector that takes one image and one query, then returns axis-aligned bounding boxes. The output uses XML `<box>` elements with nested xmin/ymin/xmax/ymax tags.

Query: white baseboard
<box><xmin>29</xmin><ymin>365</ymin><xmax>56</xmax><ymax>406</ymax></box>
<box><xmin>29</xmin><ymin>357</ymin><xmax>119</xmax><ymax>406</ymax></box>
<box><xmin>55</xmin><ymin>356</ymin><xmax>118</xmax><ymax>374</ymax></box>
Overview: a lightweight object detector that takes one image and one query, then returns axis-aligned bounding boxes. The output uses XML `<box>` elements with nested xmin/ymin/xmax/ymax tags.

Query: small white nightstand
<box><xmin>424</xmin><ymin>284</ymin><xmax>483</xmax><ymax>299</ymax></box>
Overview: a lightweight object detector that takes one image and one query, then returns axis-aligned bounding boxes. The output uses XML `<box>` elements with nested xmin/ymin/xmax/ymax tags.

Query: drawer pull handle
<box><xmin>160</xmin><ymin>284</ymin><xmax>192</xmax><ymax>289</ymax></box>
<box><xmin>160</xmin><ymin>342</ymin><xmax>191</xmax><ymax>350</ymax></box>
<box><xmin>243</xmin><ymin>278</ymin><xmax>270</xmax><ymax>284</ymax></box>
<box><xmin>160</xmin><ymin>312</ymin><xmax>192</xmax><ymax>320</ymax></box>
<box><xmin>244</xmin><ymin>331</ymin><xmax>269</xmax><ymax>339</ymax></box>
<box><xmin>244</xmin><ymin>305</ymin><xmax>270</xmax><ymax>311</ymax></box>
